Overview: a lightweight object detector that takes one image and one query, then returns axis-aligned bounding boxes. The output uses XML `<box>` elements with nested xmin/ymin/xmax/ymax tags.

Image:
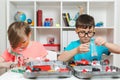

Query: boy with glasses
<box><xmin>58</xmin><ymin>14</ymin><xmax>120</xmax><ymax>62</ymax></box>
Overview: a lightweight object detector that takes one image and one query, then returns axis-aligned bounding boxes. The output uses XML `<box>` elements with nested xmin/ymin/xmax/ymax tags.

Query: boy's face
<box><xmin>75</xmin><ymin>27</ymin><xmax>95</xmax><ymax>43</ymax></box>
<box><xmin>12</xmin><ymin>33</ymin><xmax>31</xmax><ymax>52</ymax></box>
<box><xmin>13</xmin><ymin>37</ymin><xmax>30</xmax><ymax>52</ymax></box>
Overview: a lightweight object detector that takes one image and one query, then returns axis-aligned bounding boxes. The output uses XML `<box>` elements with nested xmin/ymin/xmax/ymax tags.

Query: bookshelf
<box><xmin>7</xmin><ymin>0</ymin><xmax>120</xmax><ymax>66</ymax></box>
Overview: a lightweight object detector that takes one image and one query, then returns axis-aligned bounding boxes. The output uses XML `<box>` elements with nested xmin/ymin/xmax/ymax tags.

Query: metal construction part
<box><xmin>72</xmin><ymin>62</ymin><xmax>120</xmax><ymax>79</ymax></box>
<box><xmin>24</xmin><ymin>60</ymin><xmax>72</xmax><ymax>79</ymax></box>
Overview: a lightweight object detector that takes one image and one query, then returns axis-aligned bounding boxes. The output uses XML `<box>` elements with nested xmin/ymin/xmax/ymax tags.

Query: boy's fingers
<box><xmin>9</xmin><ymin>63</ymin><xmax>16</xmax><ymax>69</ymax></box>
<box><xmin>82</xmin><ymin>43</ymin><xmax>89</xmax><ymax>47</ymax></box>
<box><xmin>10</xmin><ymin>64</ymin><xmax>15</xmax><ymax>68</ymax></box>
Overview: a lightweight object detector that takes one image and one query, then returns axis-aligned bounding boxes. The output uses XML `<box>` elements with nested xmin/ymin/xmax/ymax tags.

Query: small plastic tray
<box><xmin>24</xmin><ymin>60</ymin><xmax>72</xmax><ymax>79</ymax></box>
<box><xmin>73</xmin><ymin>65</ymin><xmax>120</xmax><ymax>79</ymax></box>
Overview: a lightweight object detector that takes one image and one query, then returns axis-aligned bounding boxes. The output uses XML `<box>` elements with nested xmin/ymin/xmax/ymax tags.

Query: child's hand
<box><xmin>0</xmin><ymin>56</ymin><xmax>4</xmax><ymax>62</ymax></box>
<box><xmin>77</xmin><ymin>43</ymin><xmax>90</xmax><ymax>53</ymax></box>
<box><xmin>2</xmin><ymin>61</ymin><xmax>17</xmax><ymax>69</ymax></box>
<box><xmin>95</xmin><ymin>37</ymin><xmax>106</xmax><ymax>46</ymax></box>
<box><xmin>23</xmin><ymin>57</ymin><xmax>34</xmax><ymax>64</ymax></box>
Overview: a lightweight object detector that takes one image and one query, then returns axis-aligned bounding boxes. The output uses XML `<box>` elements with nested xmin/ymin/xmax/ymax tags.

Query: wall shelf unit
<box><xmin>7</xmin><ymin>0</ymin><xmax>119</xmax><ymax>66</ymax></box>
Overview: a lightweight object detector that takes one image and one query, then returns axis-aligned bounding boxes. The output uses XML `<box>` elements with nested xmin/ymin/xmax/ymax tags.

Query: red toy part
<box><xmin>26</xmin><ymin>66</ymin><xmax>32</xmax><ymax>72</ymax></box>
<box><xmin>44</xmin><ymin>58</ymin><xmax>50</xmax><ymax>62</ymax></box>
<box><xmin>104</xmin><ymin>59</ymin><xmax>110</xmax><ymax>65</ymax></box>
<box><xmin>75</xmin><ymin>59</ymin><xmax>89</xmax><ymax>65</ymax></box>
<box><xmin>82</xmin><ymin>69</ymin><xmax>88</xmax><ymax>73</ymax></box>
<box><xmin>105</xmin><ymin>66</ymin><xmax>111</xmax><ymax>72</ymax></box>
<box><xmin>91</xmin><ymin>61</ymin><xmax>98</xmax><ymax>66</ymax></box>
<box><xmin>92</xmin><ymin>61</ymin><xmax>97</xmax><ymax>65</ymax></box>
<box><xmin>58</xmin><ymin>68</ymin><xmax>69</xmax><ymax>72</ymax></box>
<box><xmin>33</xmin><ymin>65</ymin><xmax>51</xmax><ymax>71</ymax></box>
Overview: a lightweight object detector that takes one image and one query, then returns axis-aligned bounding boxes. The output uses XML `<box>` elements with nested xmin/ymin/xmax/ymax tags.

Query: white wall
<box><xmin>0</xmin><ymin>0</ymin><xmax>6</xmax><ymax>54</ymax></box>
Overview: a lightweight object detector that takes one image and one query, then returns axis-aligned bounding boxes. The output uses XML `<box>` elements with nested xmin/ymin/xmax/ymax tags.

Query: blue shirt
<box><xmin>64</xmin><ymin>40</ymin><xmax>110</xmax><ymax>61</ymax></box>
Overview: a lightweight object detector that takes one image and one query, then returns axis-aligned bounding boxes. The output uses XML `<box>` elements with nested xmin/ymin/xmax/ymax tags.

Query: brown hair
<box><xmin>8</xmin><ymin>22</ymin><xmax>31</xmax><ymax>49</ymax></box>
<box><xmin>75</xmin><ymin>14</ymin><xmax>95</xmax><ymax>29</ymax></box>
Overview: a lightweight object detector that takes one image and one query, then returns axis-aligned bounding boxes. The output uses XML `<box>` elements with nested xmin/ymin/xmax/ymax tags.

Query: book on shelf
<box><xmin>62</xmin><ymin>13</ymin><xmax>70</xmax><ymax>27</ymax></box>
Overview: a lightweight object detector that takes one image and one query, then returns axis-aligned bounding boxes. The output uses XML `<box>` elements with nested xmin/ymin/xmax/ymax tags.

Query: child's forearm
<box><xmin>104</xmin><ymin>42</ymin><xmax>120</xmax><ymax>54</ymax></box>
<box><xmin>0</xmin><ymin>62</ymin><xmax>15</xmax><ymax>68</ymax></box>
<box><xmin>0</xmin><ymin>63</ymin><xmax>6</xmax><ymax>68</ymax></box>
<box><xmin>58</xmin><ymin>48</ymin><xmax>78</xmax><ymax>62</ymax></box>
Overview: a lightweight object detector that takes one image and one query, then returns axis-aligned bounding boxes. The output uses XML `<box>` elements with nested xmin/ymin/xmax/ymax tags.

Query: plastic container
<box><xmin>44</xmin><ymin>18</ymin><xmax>50</xmax><ymax>26</ymax></box>
<box><xmin>90</xmin><ymin>38</ymin><xmax>98</xmax><ymax>61</ymax></box>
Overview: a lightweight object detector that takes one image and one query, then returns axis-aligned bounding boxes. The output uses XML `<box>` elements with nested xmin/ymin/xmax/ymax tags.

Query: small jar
<box><xmin>44</xmin><ymin>18</ymin><xmax>50</xmax><ymax>27</ymax></box>
<box><xmin>50</xmin><ymin>18</ymin><xmax>53</xmax><ymax>26</ymax></box>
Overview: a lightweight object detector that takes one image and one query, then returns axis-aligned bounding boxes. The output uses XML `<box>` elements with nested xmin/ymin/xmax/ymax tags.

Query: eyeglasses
<box><xmin>78</xmin><ymin>31</ymin><xmax>95</xmax><ymax>38</ymax></box>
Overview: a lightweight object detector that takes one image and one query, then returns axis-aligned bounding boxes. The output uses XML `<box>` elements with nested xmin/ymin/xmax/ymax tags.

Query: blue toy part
<box><xmin>27</xmin><ymin>19</ymin><xmax>32</xmax><ymax>24</ymax></box>
<box><xmin>95</xmin><ymin>22</ymin><xmax>103</xmax><ymax>27</ymax></box>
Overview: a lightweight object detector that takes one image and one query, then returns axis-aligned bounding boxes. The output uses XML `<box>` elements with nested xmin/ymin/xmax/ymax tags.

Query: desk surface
<box><xmin>0</xmin><ymin>71</ymin><xmax>120</xmax><ymax>80</ymax></box>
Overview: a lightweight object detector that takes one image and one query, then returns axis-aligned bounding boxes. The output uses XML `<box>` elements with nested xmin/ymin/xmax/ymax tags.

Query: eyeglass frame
<box><xmin>78</xmin><ymin>31</ymin><xmax>95</xmax><ymax>38</ymax></box>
